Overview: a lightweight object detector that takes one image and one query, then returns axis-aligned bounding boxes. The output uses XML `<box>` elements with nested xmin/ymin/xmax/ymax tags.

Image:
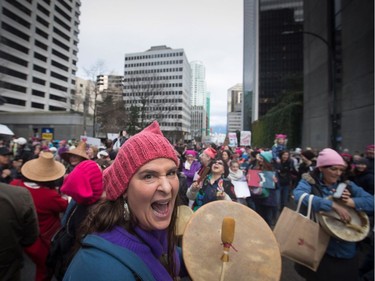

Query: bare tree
<box><xmin>124</xmin><ymin>73</ymin><xmax>175</xmax><ymax>129</ymax></box>
<box><xmin>80</xmin><ymin>61</ymin><xmax>107</xmax><ymax>137</ymax></box>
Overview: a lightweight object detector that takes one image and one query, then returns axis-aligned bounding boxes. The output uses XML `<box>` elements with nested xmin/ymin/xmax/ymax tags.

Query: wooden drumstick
<box><xmin>220</xmin><ymin>217</ymin><xmax>235</xmax><ymax>281</ymax></box>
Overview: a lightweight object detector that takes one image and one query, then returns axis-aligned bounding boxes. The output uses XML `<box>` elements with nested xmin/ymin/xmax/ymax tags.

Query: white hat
<box><xmin>293</xmin><ymin>148</ymin><xmax>302</xmax><ymax>155</ymax></box>
<box><xmin>14</xmin><ymin>137</ymin><xmax>27</xmax><ymax>145</ymax></box>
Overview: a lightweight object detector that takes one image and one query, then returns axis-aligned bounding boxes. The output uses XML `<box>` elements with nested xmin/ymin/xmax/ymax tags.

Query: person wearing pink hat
<box><xmin>293</xmin><ymin>148</ymin><xmax>374</xmax><ymax>281</ymax></box>
<box><xmin>272</xmin><ymin>134</ymin><xmax>287</xmax><ymax>163</ymax></box>
<box><xmin>181</xmin><ymin>150</ymin><xmax>201</xmax><ymax>190</ymax></box>
<box><xmin>47</xmin><ymin>160</ymin><xmax>103</xmax><ymax>280</ymax></box>
<box><xmin>63</xmin><ymin>121</ymin><xmax>183</xmax><ymax>281</ymax></box>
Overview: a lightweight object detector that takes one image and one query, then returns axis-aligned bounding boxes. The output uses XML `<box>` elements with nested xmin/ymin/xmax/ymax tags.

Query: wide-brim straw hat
<box><xmin>61</xmin><ymin>140</ymin><xmax>89</xmax><ymax>162</ymax></box>
<box><xmin>182</xmin><ymin>201</ymin><xmax>281</xmax><ymax>281</ymax></box>
<box><xmin>21</xmin><ymin>151</ymin><xmax>66</xmax><ymax>182</ymax></box>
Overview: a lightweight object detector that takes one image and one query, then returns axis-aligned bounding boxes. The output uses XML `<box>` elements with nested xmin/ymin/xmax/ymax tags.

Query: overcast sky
<box><xmin>77</xmin><ymin>0</ymin><xmax>243</xmax><ymax>127</ymax></box>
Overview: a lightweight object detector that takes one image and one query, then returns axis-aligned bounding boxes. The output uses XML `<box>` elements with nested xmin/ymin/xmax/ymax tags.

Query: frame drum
<box><xmin>182</xmin><ymin>201</ymin><xmax>281</xmax><ymax>281</ymax></box>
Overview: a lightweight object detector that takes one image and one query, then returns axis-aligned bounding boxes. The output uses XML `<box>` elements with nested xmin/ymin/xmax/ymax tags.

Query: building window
<box><xmin>1</xmin><ymin>22</ymin><xmax>29</xmax><ymax>41</ymax></box>
<box><xmin>49</xmin><ymin>105</ymin><xmax>66</xmax><ymax>111</ymax></box>
<box><xmin>37</xmin><ymin>3</ymin><xmax>50</xmax><ymax>16</ymax></box>
<box><xmin>51</xmin><ymin>60</ymin><xmax>69</xmax><ymax>72</ymax></box>
<box><xmin>0</xmin><ymin>66</ymin><xmax>27</xmax><ymax>80</ymax></box>
<box><xmin>0</xmin><ymin>81</ymin><xmax>27</xmax><ymax>93</ymax></box>
<box><xmin>33</xmin><ymin>77</ymin><xmax>46</xmax><ymax>85</ymax></box>
<box><xmin>52</xmin><ymin>37</ymin><xmax>70</xmax><ymax>51</ymax></box>
<box><xmin>34</xmin><ymin>39</ymin><xmax>48</xmax><ymax>50</ymax></box>
<box><xmin>32</xmin><ymin>89</ymin><xmax>45</xmax><ymax>97</ymax></box>
<box><xmin>3</xmin><ymin>96</ymin><xmax>26</xmax><ymax>106</ymax></box>
<box><xmin>50</xmin><ymin>94</ymin><xmax>67</xmax><ymax>103</ymax></box>
<box><xmin>50</xmin><ymin>82</ymin><xmax>67</xmax><ymax>92</ymax></box>
<box><xmin>36</xmin><ymin>15</ymin><xmax>49</xmax><ymax>27</ymax></box>
<box><xmin>1</xmin><ymin>36</ymin><xmax>29</xmax><ymax>54</ymax></box>
<box><xmin>50</xmin><ymin>71</ymin><xmax>68</xmax><ymax>82</ymax></box>
<box><xmin>2</xmin><ymin>7</ymin><xmax>31</xmax><ymax>28</ymax></box>
<box><xmin>0</xmin><ymin>50</ymin><xmax>28</xmax><ymax>66</ymax></box>
<box><xmin>35</xmin><ymin>27</ymin><xmax>49</xmax><ymax>39</ymax></box>
<box><xmin>52</xmin><ymin>49</ymin><xmax>69</xmax><ymax>62</ymax></box>
<box><xmin>34</xmin><ymin>52</ymin><xmax>47</xmax><ymax>62</ymax></box>
<box><xmin>31</xmin><ymin>102</ymin><xmax>44</xmax><ymax>109</ymax></box>
<box><xmin>33</xmin><ymin>64</ymin><xmax>47</xmax><ymax>74</ymax></box>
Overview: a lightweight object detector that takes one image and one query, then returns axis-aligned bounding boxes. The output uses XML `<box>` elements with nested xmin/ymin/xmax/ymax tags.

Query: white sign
<box><xmin>80</xmin><ymin>136</ymin><xmax>101</xmax><ymax>147</ymax></box>
<box><xmin>232</xmin><ymin>181</ymin><xmax>251</xmax><ymax>198</ymax></box>
<box><xmin>240</xmin><ymin>131</ymin><xmax>251</xmax><ymax>146</ymax></box>
<box><xmin>228</xmin><ymin>132</ymin><xmax>238</xmax><ymax>147</ymax></box>
<box><xmin>107</xmin><ymin>133</ymin><xmax>119</xmax><ymax>141</ymax></box>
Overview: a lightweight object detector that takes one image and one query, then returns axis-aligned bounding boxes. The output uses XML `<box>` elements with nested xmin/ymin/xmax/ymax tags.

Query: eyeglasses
<box><xmin>214</xmin><ymin>161</ymin><xmax>224</xmax><ymax>166</ymax></box>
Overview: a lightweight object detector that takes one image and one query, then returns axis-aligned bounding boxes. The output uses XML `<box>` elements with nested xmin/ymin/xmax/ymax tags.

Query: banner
<box><xmin>228</xmin><ymin>132</ymin><xmax>238</xmax><ymax>147</ymax></box>
<box><xmin>80</xmin><ymin>136</ymin><xmax>101</xmax><ymax>147</ymax></box>
<box><xmin>246</xmin><ymin>170</ymin><xmax>275</xmax><ymax>189</ymax></box>
<box><xmin>107</xmin><ymin>133</ymin><xmax>119</xmax><ymax>141</ymax></box>
<box><xmin>240</xmin><ymin>131</ymin><xmax>251</xmax><ymax>146</ymax></box>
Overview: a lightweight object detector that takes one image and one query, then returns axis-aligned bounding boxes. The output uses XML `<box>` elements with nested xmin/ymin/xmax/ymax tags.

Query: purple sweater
<box><xmin>98</xmin><ymin>226</ymin><xmax>179</xmax><ymax>281</ymax></box>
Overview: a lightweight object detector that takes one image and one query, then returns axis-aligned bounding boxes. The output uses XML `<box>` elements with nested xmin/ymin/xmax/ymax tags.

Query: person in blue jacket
<box><xmin>293</xmin><ymin>148</ymin><xmax>374</xmax><ymax>281</ymax></box>
<box><xmin>63</xmin><ymin>121</ymin><xmax>182</xmax><ymax>281</ymax></box>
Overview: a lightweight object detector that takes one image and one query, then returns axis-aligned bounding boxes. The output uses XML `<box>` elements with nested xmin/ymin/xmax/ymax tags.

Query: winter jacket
<box><xmin>0</xmin><ymin>183</ymin><xmax>39</xmax><ymax>280</ymax></box>
<box><xmin>293</xmin><ymin>173</ymin><xmax>374</xmax><ymax>259</ymax></box>
<box><xmin>63</xmin><ymin>234</ymin><xmax>155</xmax><ymax>281</ymax></box>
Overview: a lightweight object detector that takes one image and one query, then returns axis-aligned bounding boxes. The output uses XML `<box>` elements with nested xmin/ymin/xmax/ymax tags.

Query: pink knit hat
<box><xmin>202</xmin><ymin>147</ymin><xmax>217</xmax><ymax>159</ymax></box>
<box><xmin>103</xmin><ymin>121</ymin><xmax>178</xmax><ymax>200</ymax></box>
<box><xmin>316</xmin><ymin>148</ymin><xmax>346</xmax><ymax>168</ymax></box>
<box><xmin>185</xmin><ymin>150</ymin><xmax>197</xmax><ymax>157</ymax></box>
<box><xmin>60</xmin><ymin>160</ymin><xmax>103</xmax><ymax>205</ymax></box>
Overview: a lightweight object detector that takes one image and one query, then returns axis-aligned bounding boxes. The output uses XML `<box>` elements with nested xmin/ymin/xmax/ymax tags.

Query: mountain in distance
<box><xmin>211</xmin><ymin>124</ymin><xmax>227</xmax><ymax>134</ymax></box>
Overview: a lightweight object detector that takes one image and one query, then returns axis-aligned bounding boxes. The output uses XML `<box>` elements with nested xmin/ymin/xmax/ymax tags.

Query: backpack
<box><xmin>46</xmin><ymin>205</ymin><xmax>78</xmax><ymax>280</ymax></box>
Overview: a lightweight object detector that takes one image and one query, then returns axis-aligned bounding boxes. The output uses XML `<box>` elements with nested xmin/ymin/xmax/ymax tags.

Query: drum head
<box><xmin>182</xmin><ymin>201</ymin><xmax>281</xmax><ymax>281</ymax></box>
<box><xmin>176</xmin><ymin>205</ymin><xmax>194</xmax><ymax>236</ymax></box>
<box><xmin>317</xmin><ymin>203</ymin><xmax>370</xmax><ymax>242</ymax></box>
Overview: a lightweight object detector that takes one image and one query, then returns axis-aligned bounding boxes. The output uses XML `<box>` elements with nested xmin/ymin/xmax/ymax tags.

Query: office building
<box><xmin>123</xmin><ymin>45</ymin><xmax>191</xmax><ymax>142</ymax></box>
<box><xmin>0</xmin><ymin>0</ymin><xmax>81</xmax><ymax>112</ymax></box>
<box><xmin>190</xmin><ymin>61</ymin><xmax>208</xmax><ymax>141</ymax></box>
<box><xmin>243</xmin><ymin>0</ymin><xmax>373</xmax><ymax>151</ymax></box>
<box><xmin>227</xmin><ymin>83</ymin><xmax>243</xmax><ymax>133</ymax></box>
<box><xmin>243</xmin><ymin>0</ymin><xmax>303</xmax><ymax>130</ymax></box>
<box><xmin>301</xmin><ymin>1</ymin><xmax>373</xmax><ymax>151</ymax></box>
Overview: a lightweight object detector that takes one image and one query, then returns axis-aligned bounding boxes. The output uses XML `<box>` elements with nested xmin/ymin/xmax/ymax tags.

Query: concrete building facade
<box><xmin>123</xmin><ymin>45</ymin><xmax>191</xmax><ymax>142</ymax></box>
<box><xmin>227</xmin><ymin>83</ymin><xmax>243</xmax><ymax>133</ymax></box>
<box><xmin>0</xmin><ymin>0</ymin><xmax>81</xmax><ymax>112</ymax></box>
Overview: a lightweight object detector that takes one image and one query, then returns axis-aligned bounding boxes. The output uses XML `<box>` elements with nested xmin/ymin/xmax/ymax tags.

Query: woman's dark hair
<box><xmin>209</xmin><ymin>156</ymin><xmax>230</xmax><ymax>177</ymax></box>
<box><xmin>22</xmin><ymin>175</ymin><xmax>64</xmax><ymax>189</ymax></box>
<box><xmin>220</xmin><ymin>149</ymin><xmax>232</xmax><ymax>161</ymax></box>
<box><xmin>75</xmin><ymin>195</ymin><xmax>179</xmax><ymax>278</ymax></box>
<box><xmin>278</xmin><ymin>150</ymin><xmax>290</xmax><ymax>160</ymax></box>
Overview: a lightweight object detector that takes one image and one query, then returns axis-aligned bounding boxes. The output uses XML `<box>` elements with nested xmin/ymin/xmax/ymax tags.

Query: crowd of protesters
<box><xmin>0</xmin><ymin>131</ymin><xmax>374</xmax><ymax>281</ymax></box>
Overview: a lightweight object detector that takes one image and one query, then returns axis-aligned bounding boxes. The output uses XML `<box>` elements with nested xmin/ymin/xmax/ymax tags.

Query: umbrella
<box><xmin>0</xmin><ymin>124</ymin><xmax>14</xmax><ymax>135</ymax></box>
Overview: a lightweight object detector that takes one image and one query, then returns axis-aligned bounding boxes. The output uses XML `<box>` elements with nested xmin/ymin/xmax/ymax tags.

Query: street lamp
<box><xmin>282</xmin><ymin>30</ymin><xmax>339</xmax><ymax>150</ymax></box>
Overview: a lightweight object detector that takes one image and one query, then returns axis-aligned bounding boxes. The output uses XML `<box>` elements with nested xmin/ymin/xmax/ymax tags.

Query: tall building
<box><xmin>0</xmin><ymin>0</ymin><xmax>81</xmax><ymax>112</ymax></box>
<box><xmin>227</xmin><ymin>83</ymin><xmax>243</xmax><ymax>133</ymax></box>
<box><xmin>97</xmin><ymin>75</ymin><xmax>123</xmax><ymax>93</ymax></box>
<box><xmin>190</xmin><ymin>61</ymin><xmax>208</xmax><ymax>141</ymax></box>
<box><xmin>123</xmin><ymin>45</ymin><xmax>191</xmax><ymax>142</ymax></box>
<box><xmin>74</xmin><ymin>77</ymin><xmax>95</xmax><ymax>114</ymax></box>
<box><xmin>301</xmin><ymin>1</ymin><xmax>373</xmax><ymax>151</ymax></box>
<box><xmin>243</xmin><ymin>0</ymin><xmax>374</xmax><ymax>151</ymax></box>
<box><xmin>243</xmin><ymin>0</ymin><xmax>303</xmax><ymax>129</ymax></box>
